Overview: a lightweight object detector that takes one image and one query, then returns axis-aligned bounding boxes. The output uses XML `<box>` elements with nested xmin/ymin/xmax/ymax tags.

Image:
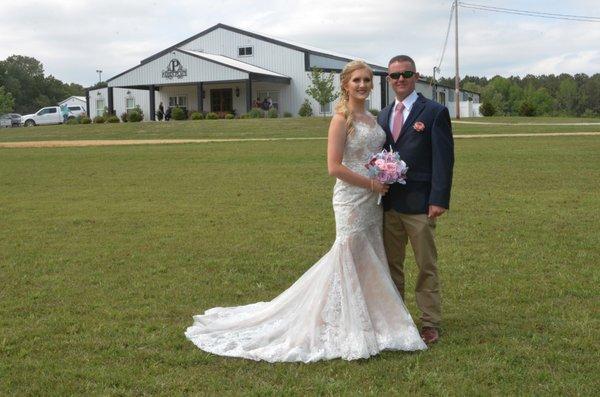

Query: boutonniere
<box><xmin>413</xmin><ymin>121</ymin><xmax>425</xmax><ymax>132</ymax></box>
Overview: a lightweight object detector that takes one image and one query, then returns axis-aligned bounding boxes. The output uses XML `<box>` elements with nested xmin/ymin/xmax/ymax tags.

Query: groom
<box><xmin>377</xmin><ymin>55</ymin><xmax>454</xmax><ymax>345</ymax></box>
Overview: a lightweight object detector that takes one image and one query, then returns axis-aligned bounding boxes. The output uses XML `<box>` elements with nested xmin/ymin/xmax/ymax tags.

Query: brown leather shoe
<box><xmin>420</xmin><ymin>327</ymin><xmax>439</xmax><ymax>345</ymax></box>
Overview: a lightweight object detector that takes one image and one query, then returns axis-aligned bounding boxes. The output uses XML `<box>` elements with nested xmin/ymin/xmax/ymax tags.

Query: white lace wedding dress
<box><xmin>185</xmin><ymin>121</ymin><xmax>427</xmax><ymax>362</ymax></box>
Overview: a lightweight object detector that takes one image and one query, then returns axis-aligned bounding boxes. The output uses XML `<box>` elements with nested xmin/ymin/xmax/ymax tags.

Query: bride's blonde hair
<box><xmin>335</xmin><ymin>60</ymin><xmax>374</xmax><ymax>136</ymax></box>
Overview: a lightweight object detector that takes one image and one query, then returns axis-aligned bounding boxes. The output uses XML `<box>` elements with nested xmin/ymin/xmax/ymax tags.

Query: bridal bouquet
<box><xmin>365</xmin><ymin>148</ymin><xmax>408</xmax><ymax>205</ymax></box>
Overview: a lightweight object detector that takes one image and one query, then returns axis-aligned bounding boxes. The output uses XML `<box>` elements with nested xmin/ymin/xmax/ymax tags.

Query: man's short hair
<box><xmin>388</xmin><ymin>55</ymin><xmax>416</xmax><ymax>69</ymax></box>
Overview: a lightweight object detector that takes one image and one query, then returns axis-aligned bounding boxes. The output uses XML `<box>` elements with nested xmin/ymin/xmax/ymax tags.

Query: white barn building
<box><xmin>87</xmin><ymin>23</ymin><xmax>479</xmax><ymax>120</ymax></box>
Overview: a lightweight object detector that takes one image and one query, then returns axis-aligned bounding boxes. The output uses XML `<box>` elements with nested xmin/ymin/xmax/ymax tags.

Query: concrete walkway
<box><xmin>1</xmin><ymin>132</ymin><xmax>599</xmax><ymax>148</ymax></box>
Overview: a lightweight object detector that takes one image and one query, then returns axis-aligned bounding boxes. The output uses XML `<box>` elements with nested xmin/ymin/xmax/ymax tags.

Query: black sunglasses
<box><xmin>388</xmin><ymin>71</ymin><xmax>415</xmax><ymax>80</ymax></box>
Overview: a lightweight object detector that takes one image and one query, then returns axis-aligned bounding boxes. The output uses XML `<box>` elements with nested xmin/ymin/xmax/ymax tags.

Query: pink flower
<box><xmin>374</xmin><ymin>159</ymin><xmax>386</xmax><ymax>168</ymax></box>
<box><xmin>383</xmin><ymin>163</ymin><xmax>397</xmax><ymax>173</ymax></box>
<box><xmin>413</xmin><ymin>121</ymin><xmax>425</xmax><ymax>132</ymax></box>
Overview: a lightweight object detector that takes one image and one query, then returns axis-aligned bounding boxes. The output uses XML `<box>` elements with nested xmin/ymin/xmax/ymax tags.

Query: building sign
<box><xmin>162</xmin><ymin>59</ymin><xmax>187</xmax><ymax>79</ymax></box>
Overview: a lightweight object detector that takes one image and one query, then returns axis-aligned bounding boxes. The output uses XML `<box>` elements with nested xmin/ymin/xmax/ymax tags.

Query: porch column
<box><xmin>149</xmin><ymin>85</ymin><xmax>156</xmax><ymax>121</ymax></box>
<box><xmin>196</xmin><ymin>82</ymin><xmax>203</xmax><ymax>112</ymax></box>
<box><xmin>245</xmin><ymin>79</ymin><xmax>252</xmax><ymax>113</ymax></box>
<box><xmin>107</xmin><ymin>87</ymin><xmax>114</xmax><ymax>115</ymax></box>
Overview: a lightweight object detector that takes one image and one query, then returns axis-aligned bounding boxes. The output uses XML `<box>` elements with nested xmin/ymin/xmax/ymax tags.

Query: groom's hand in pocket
<box><xmin>428</xmin><ymin>205</ymin><xmax>446</xmax><ymax>219</ymax></box>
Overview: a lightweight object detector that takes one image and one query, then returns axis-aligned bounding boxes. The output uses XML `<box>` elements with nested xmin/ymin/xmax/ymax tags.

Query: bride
<box><xmin>185</xmin><ymin>60</ymin><xmax>427</xmax><ymax>362</ymax></box>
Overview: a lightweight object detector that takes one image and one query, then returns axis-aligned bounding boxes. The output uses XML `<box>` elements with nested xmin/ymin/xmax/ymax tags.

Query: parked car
<box><xmin>21</xmin><ymin>106</ymin><xmax>72</xmax><ymax>126</ymax></box>
<box><xmin>67</xmin><ymin>105</ymin><xmax>86</xmax><ymax>117</ymax></box>
<box><xmin>0</xmin><ymin>113</ymin><xmax>22</xmax><ymax>127</ymax></box>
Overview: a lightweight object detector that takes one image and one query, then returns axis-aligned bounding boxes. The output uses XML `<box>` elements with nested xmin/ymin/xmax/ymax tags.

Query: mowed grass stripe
<box><xmin>1</xmin><ymin>131</ymin><xmax>599</xmax><ymax>148</ymax></box>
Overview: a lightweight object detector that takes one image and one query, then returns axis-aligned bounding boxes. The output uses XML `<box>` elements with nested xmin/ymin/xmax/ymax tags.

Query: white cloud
<box><xmin>0</xmin><ymin>0</ymin><xmax>598</xmax><ymax>85</ymax></box>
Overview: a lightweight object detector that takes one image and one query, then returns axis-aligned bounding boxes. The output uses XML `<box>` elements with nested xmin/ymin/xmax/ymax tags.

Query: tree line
<box><xmin>1</xmin><ymin>54</ymin><xmax>599</xmax><ymax>118</ymax></box>
<box><xmin>0</xmin><ymin>55</ymin><xmax>87</xmax><ymax>114</ymax></box>
<box><xmin>437</xmin><ymin>73</ymin><xmax>600</xmax><ymax>117</ymax></box>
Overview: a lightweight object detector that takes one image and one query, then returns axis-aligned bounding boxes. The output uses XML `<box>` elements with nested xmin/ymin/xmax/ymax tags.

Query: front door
<box><xmin>210</xmin><ymin>89</ymin><xmax>233</xmax><ymax>112</ymax></box>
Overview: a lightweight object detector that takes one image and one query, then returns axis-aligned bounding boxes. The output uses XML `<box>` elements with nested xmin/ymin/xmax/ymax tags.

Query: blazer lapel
<box><xmin>398</xmin><ymin>94</ymin><xmax>426</xmax><ymax>144</ymax></box>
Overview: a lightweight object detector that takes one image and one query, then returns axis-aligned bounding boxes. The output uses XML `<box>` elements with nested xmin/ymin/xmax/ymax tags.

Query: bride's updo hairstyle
<box><xmin>335</xmin><ymin>59</ymin><xmax>373</xmax><ymax>136</ymax></box>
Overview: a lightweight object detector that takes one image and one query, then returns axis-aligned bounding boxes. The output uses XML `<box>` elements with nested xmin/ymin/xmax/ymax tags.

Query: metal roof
<box><xmin>178</xmin><ymin>49</ymin><xmax>290</xmax><ymax>78</ymax></box>
<box><xmin>140</xmin><ymin>23</ymin><xmax>388</xmax><ymax>72</ymax></box>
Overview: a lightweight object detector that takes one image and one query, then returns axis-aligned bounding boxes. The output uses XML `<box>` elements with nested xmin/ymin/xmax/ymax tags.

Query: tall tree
<box><xmin>0</xmin><ymin>55</ymin><xmax>45</xmax><ymax>114</ymax></box>
<box><xmin>0</xmin><ymin>86</ymin><xmax>15</xmax><ymax>113</ymax></box>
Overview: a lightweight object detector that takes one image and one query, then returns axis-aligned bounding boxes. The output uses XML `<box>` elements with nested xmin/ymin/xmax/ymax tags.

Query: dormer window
<box><xmin>238</xmin><ymin>46</ymin><xmax>253</xmax><ymax>57</ymax></box>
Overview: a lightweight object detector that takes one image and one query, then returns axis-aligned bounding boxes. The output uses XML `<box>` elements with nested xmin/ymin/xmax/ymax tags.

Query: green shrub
<box><xmin>190</xmin><ymin>111</ymin><xmax>204</xmax><ymax>120</ymax></box>
<box><xmin>225</xmin><ymin>113</ymin><xmax>235</xmax><ymax>119</ymax></box>
<box><xmin>107</xmin><ymin>115</ymin><xmax>120</xmax><ymax>123</ymax></box>
<box><xmin>283</xmin><ymin>112</ymin><xmax>292</xmax><ymax>118</ymax></box>
<box><xmin>298</xmin><ymin>99</ymin><xmax>313</xmax><ymax>117</ymax></box>
<box><xmin>248</xmin><ymin>108</ymin><xmax>262</xmax><ymax>118</ymax></box>
<box><xmin>80</xmin><ymin>116</ymin><xmax>91</xmax><ymax>124</ymax></box>
<box><xmin>239</xmin><ymin>114</ymin><xmax>249</xmax><ymax>119</ymax></box>
<box><xmin>518</xmin><ymin>101</ymin><xmax>536</xmax><ymax>117</ymax></box>
<box><xmin>479</xmin><ymin>101</ymin><xmax>495</xmax><ymax>117</ymax></box>
<box><xmin>93</xmin><ymin>116</ymin><xmax>105</xmax><ymax>124</ymax></box>
<box><xmin>128</xmin><ymin>111</ymin><xmax>143</xmax><ymax>122</ymax></box>
<box><xmin>172</xmin><ymin>107</ymin><xmax>186</xmax><ymax>120</ymax></box>
<box><xmin>267</xmin><ymin>108</ymin><xmax>278</xmax><ymax>118</ymax></box>
<box><xmin>368</xmin><ymin>109</ymin><xmax>380</xmax><ymax>116</ymax></box>
<box><xmin>582</xmin><ymin>108</ymin><xmax>599</xmax><ymax>118</ymax></box>
<box><xmin>132</xmin><ymin>105</ymin><xmax>144</xmax><ymax>120</ymax></box>
<box><xmin>205</xmin><ymin>112</ymin><xmax>218</xmax><ymax>120</ymax></box>
<box><xmin>66</xmin><ymin>118</ymin><xmax>79</xmax><ymax>125</ymax></box>
<box><xmin>120</xmin><ymin>112</ymin><xmax>128</xmax><ymax>122</ymax></box>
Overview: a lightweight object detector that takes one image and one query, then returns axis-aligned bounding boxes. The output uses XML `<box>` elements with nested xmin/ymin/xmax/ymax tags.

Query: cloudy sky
<box><xmin>1</xmin><ymin>0</ymin><xmax>598</xmax><ymax>86</ymax></box>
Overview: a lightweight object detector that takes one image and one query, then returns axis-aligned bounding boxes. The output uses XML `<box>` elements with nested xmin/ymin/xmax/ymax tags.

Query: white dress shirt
<box><xmin>389</xmin><ymin>90</ymin><xmax>419</xmax><ymax>133</ymax></box>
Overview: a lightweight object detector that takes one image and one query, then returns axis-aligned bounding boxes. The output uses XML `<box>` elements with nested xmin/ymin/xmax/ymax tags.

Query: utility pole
<box><xmin>454</xmin><ymin>0</ymin><xmax>460</xmax><ymax>119</ymax></box>
<box><xmin>96</xmin><ymin>69</ymin><xmax>102</xmax><ymax>84</ymax></box>
<box><xmin>432</xmin><ymin>66</ymin><xmax>440</xmax><ymax>102</ymax></box>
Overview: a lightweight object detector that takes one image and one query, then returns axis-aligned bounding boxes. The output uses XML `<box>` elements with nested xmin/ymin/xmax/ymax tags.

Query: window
<box><xmin>238</xmin><ymin>46</ymin><xmax>253</xmax><ymax>57</ymax></box>
<box><xmin>168</xmin><ymin>96</ymin><xmax>187</xmax><ymax>109</ymax></box>
<box><xmin>320</xmin><ymin>102</ymin><xmax>331</xmax><ymax>114</ymax></box>
<box><xmin>68</xmin><ymin>106</ymin><xmax>82</xmax><ymax>111</ymax></box>
<box><xmin>96</xmin><ymin>99</ymin><xmax>105</xmax><ymax>116</ymax></box>
<box><xmin>462</xmin><ymin>92</ymin><xmax>469</xmax><ymax>101</ymax></box>
<box><xmin>448</xmin><ymin>90</ymin><xmax>454</xmax><ymax>102</ymax></box>
<box><xmin>438</xmin><ymin>92</ymin><xmax>446</xmax><ymax>106</ymax></box>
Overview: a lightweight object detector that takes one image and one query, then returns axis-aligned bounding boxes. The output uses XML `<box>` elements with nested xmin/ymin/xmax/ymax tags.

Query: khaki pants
<box><xmin>383</xmin><ymin>210</ymin><xmax>441</xmax><ymax>328</ymax></box>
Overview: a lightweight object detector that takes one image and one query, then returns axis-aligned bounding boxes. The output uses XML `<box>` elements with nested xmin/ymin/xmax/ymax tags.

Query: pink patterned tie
<box><xmin>392</xmin><ymin>102</ymin><xmax>405</xmax><ymax>142</ymax></box>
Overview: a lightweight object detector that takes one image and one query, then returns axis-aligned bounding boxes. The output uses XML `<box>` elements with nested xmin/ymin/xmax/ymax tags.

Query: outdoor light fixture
<box><xmin>235</xmin><ymin>87</ymin><xmax>240</xmax><ymax>97</ymax></box>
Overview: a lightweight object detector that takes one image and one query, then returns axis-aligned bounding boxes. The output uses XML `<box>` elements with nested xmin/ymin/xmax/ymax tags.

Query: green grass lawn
<box><xmin>0</xmin><ymin>124</ymin><xmax>599</xmax><ymax>394</ymax></box>
<box><xmin>1</xmin><ymin>116</ymin><xmax>599</xmax><ymax>143</ymax></box>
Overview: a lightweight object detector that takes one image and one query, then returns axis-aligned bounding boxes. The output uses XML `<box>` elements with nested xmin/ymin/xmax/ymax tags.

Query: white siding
<box><xmin>109</xmin><ymin>50</ymin><xmax>248</xmax><ymax>87</ymax></box>
<box><xmin>181</xmin><ymin>28</ymin><xmax>308</xmax><ymax>115</ymax></box>
<box><xmin>88</xmin><ymin>88</ymin><xmax>151</xmax><ymax>121</ymax></box>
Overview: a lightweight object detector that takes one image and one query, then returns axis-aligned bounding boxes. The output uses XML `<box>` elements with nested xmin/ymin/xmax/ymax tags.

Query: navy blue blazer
<box><xmin>377</xmin><ymin>93</ymin><xmax>454</xmax><ymax>214</ymax></box>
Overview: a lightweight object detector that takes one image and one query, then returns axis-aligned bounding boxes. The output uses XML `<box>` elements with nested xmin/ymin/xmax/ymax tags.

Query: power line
<box><xmin>459</xmin><ymin>2</ymin><xmax>600</xmax><ymax>22</ymax></box>
<box><xmin>436</xmin><ymin>2</ymin><xmax>455</xmax><ymax>73</ymax></box>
